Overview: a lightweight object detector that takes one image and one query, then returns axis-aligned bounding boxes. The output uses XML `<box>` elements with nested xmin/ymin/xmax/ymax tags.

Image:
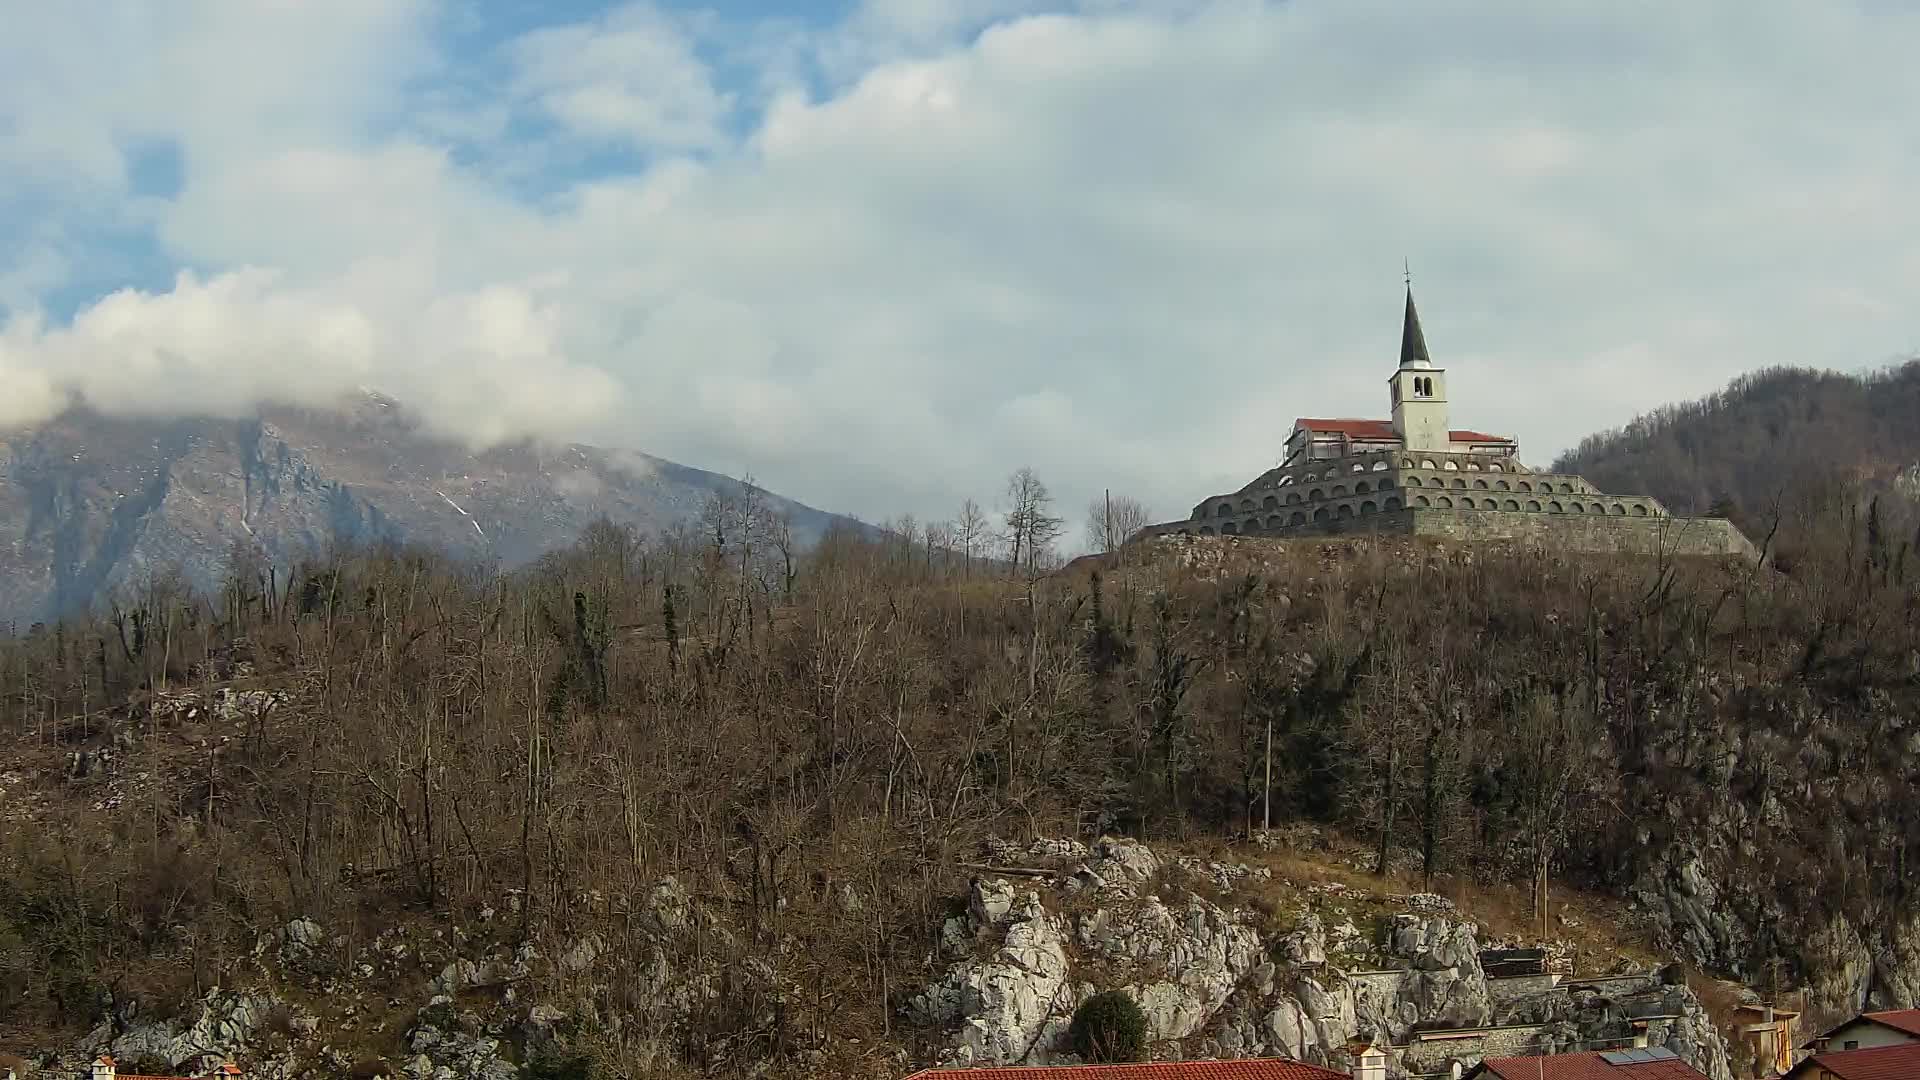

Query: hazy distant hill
<box><xmin>1553</xmin><ymin>361</ymin><xmax>1920</xmax><ymax>518</ymax></box>
<box><xmin>0</xmin><ymin>394</ymin><xmax>863</xmax><ymax>623</ymax></box>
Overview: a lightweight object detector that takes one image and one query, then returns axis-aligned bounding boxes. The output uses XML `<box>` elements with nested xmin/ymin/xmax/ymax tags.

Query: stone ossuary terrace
<box><xmin>1141</xmin><ymin>288</ymin><xmax>1756</xmax><ymax>559</ymax></box>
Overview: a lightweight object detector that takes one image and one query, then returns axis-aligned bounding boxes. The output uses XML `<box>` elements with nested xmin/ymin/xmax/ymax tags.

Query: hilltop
<box><xmin>1553</xmin><ymin>361</ymin><xmax>1920</xmax><ymax>523</ymax></box>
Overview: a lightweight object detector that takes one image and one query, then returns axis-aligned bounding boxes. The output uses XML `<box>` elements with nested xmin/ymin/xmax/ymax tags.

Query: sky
<box><xmin>3</xmin><ymin>1</ymin><xmax>1919</xmax><ymax>530</ymax></box>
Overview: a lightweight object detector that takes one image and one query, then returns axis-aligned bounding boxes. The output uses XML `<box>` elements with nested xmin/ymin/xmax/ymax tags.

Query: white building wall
<box><xmin>1823</xmin><ymin>1020</ymin><xmax>1918</xmax><ymax>1052</ymax></box>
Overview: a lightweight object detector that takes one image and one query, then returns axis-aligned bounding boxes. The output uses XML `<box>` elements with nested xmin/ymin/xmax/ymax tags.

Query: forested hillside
<box><xmin>3</xmin><ymin>469</ymin><xmax>1918</xmax><ymax>1078</ymax></box>
<box><xmin>1553</xmin><ymin>360</ymin><xmax>1920</xmax><ymax>525</ymax></box>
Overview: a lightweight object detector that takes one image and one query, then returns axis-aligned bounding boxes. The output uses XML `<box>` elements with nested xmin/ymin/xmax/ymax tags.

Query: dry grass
<box><xmin>1687</xmin><ymin>972</ymin><xmax>1749</xmax><ymax>1030</ymax></box>
<box><xmin>1177</xmin><ymin>830</ymin><xmax>1664</xmax><ymax>975</ymax></box>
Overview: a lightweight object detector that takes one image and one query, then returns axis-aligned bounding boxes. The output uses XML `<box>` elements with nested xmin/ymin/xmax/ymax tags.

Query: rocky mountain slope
<box><xmin>0</xmin><ymin>395</ymin><xmax>861</xmax><ymax>624</ymax></box>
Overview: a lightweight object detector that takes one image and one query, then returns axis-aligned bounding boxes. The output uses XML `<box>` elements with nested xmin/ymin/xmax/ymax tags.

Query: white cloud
<box><xmin>3</xmin><ymin>0</ymin><xmax>1920</xmax><ymax>531</ymax></box>
<box><xmin>508</xmin><ymin>3</ymin><xmax>733</xmax><ymax>150</ymax></box>
<box><xmin>0</xmin><ymin>269</ymin><xmax>621</xmax><ymax>443</ymax></box>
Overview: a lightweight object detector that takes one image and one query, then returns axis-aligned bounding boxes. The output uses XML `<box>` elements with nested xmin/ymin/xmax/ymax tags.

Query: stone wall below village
<box><xmin>1286</xmin><ymin>507</ymin><xmax>1758</xmax><ymax>560</ymax></box>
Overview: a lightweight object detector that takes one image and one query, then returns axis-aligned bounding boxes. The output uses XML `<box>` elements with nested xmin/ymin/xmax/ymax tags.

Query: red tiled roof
<box><xmin>1862</xmin><ymin>1008</ymin><xmax>1920</xmax><ymax>1037</ymax></box>
<box><xmin>1790</xmin><ymin>1042</ymin><xmax>1920</xmax><ymax>1080</ymax></box>
<box><xmin>1295</xmin><ymin>418</ymin><xmax>1398</xmax><ymax>439</ymax></box>
<box><xmin>1476</xmin><ymin>1050</ymin><xmax>1709</xmax><ymax>1080</ymax></box>
<box><xmin>1292</xmin><ymin>419</ymin><xmax>1514</xmax><ymax>444</ymax></box>
<box><xmin>93</xmin><ymin>1058</ymin><xmax>218</xmax><ymax>1080</ymax></box>
<box><xmin>901</xmin><ymin>1061</ymin><xmax>1348</xmax><ymax>1080</ymax></box>
<box><xmin>1808</xmin><ymin>1008</ymin><xmax>1920</xmax><ymax>1048</ymax></box>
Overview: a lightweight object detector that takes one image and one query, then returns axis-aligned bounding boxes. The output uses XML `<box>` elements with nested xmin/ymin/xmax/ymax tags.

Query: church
<box><xmin>1141</xmin><ymin>289</ymin><xmax>1756</xmax><ymax>558</ymax></box>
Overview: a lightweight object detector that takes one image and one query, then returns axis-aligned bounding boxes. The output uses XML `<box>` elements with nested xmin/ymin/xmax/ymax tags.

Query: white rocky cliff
<box><xmin>911</xmin><ymin>837</ymin><xmax>1735</xmax><ymax>1080</ymax></box>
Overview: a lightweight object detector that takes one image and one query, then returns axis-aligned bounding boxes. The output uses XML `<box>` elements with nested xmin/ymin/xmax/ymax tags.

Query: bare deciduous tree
<box><xmin>1085</xmin><ymin>493</ymin><xmax>1152</xmax><ymax>554</ymax></box>
<box><xmin>1003</xmin><ymin>467</ymin><xmax>1063</xmax><ymax>578</ymax></box>
<box><xmin>955</xmin><ymin>499</ymin><xmax>988</xmax><ymax>576</ymax></box>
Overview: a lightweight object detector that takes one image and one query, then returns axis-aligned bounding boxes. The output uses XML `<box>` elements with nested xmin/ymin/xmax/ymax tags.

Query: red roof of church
<box><xmin>1471</xmin><ymin>1050</ymin><xmax>1708</xmax><ymax>1080</ymax></box>
<box><xmin>1295</xmin><ymin>418</ymin><xmax>1398</xmax><ymax>439</ymax></box>
<box><xmin>1293</xmin><ymin>418</ymin><xmax>1514</xmax><ymax>444</ymax></box>
<box><xmin>1787</xmin><ymin>1043</ymin><xmax>1920</xmax><ymax>1080</ymax></box>
<box><xmin>901</xmin><ymin>1061</ymin><xmax>1348</xmax><ymax>1080</ymax></box>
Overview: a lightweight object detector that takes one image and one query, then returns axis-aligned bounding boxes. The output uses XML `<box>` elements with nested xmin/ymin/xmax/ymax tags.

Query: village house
<box><xmin>1801</xmin><ymin>1009</ymin><xmax>1920</xmax><ymax>1054</ymax></box>
<box><xmin>1462</xmin><ymin>1047</ymin><xmax>1711</xmax><ymax>1080</ymax></box>
<box><xmin>1780</xmin><ymin>1041</ymin><xmax>1920</xmax><ymax>1080</ymax></box>
<box><xmin>901</xmin><ymin>1044</ymin><xmax>1385</xmax><ymax>1080</ymax></box>
<box><xmin>85</xmin><ymin>1057</ymin><xmax>241</xmax><ymax>1080</ymax></box>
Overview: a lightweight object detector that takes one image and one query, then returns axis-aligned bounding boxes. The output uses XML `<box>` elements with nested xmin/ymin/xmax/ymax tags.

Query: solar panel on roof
<box><xmin>1642</xmin><ymin>1046</ymin><xmax>1677</xmax><ymax>1060</ymax></box>
<box><xmin>1599</xmin><ymin>1050</ymin><xmax>1637</xmax><ymax>1064</ymax></box>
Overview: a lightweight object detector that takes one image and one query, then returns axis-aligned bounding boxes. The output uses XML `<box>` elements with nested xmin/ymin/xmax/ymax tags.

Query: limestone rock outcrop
<box><xmin>90</xmin><ymin>990</ymin><xmax>284</xmax><ymax>1076</ymax></box>
<box><xmin>914</xmin><ymin>837</ymin><xmax>1736</xmax><ymax>1080</ymax></box>
<box><xmin>911</xmin><ymin>879</ymin><xmax>1075</xmax><ymax>1066</ymax></box>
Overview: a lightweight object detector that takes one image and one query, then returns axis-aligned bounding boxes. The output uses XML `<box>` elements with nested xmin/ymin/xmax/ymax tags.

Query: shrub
<box><xmin>523</xmin><ymin>1050</ymin><xmax>594</xmax><ymax>1080</ymax></box>
<box><xmin>1069</xmin><ymin>991</ymin><xmax>1148</xmax><ymax>1063</ymax></box>
<box><xmin>415</xmin><ymin>1001</ymin><xmax>457</xmax><ymax>1031</ymax></box>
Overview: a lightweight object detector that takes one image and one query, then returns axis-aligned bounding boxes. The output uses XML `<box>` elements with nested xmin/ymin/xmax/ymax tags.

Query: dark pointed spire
<box><xmin>1399</xmin><ymin>286</ymin><xmax>1431</xmax><ymax>369</ymax></box>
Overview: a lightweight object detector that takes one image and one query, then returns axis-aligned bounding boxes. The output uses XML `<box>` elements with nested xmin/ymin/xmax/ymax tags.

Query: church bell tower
<box><xmin>1388</xmin><ymin>286</ymin><xmax>1450</xmax><ymax>452</ymax></box>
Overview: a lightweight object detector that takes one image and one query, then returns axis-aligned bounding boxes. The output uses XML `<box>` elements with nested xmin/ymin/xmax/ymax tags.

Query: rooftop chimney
<box><xmin>1348</xmin><ymin>1042</ymin><xmax>1387</xmax><ymax>1080</ymax></box>
<box><xmin>91</xmin><ymin>1057</ymin><xmax>116</xmax><ymax>1080</ymax></box>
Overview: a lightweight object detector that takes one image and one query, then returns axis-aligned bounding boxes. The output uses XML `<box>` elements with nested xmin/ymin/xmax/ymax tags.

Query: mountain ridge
<box><xmin>1551</xmin><ymin>360</ymin><xmax>1920</xmax><ymax>518</ymax></box>
<box><xmin>0</xmin><ymin>393</ymin><xmax>864</xmax><ymax>623</ymax></box>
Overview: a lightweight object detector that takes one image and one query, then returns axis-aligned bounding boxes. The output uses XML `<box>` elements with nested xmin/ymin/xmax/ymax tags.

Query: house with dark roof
<box><xmin>1781</xmin><ymin>1041</ymin><xmax>1920</xmax><ymax>1080</ymax></box>
<box><xmin>1803</xmin><ymin>1009</ymin><xmax>1920</xmax><ymax>1055</ymax></box>
<box><xmin>1462</xmin><ymin>1047</ymin><xmax>1711</xmax><ymax>1080</ymax></box>
<box><xmin>1137</xmin><ymin>286</ymin><xmax>1755</xmax><ymax>559</ymax></box>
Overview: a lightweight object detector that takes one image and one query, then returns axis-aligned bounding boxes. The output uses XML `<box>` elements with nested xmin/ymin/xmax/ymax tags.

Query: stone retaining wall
<box><xmin>1256</xmin><ymin>507</ymin><xmax>1757</xmax><ymax>559</ymax></box>
<box><xmin>1487</xmin><ymin>973</ymin><xmax>1563</xmax><ymax>1007</ymax></box>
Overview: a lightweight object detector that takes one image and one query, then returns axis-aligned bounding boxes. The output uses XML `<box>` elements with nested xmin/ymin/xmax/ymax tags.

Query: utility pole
<box><xmin>1263</xmin><ymin>712</ymin><xmax>1273</xmax><ymax>832</ymax></box>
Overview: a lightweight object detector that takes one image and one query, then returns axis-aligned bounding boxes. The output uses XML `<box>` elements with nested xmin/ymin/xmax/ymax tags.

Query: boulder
<box><xmin>642</xmin><ymin>877</ymin><xmax>691</xmax><ymax>934</ymax></box>
<box><xmin>1076</xmin><ymin>894</ymin><xmax>1263</xmax><ymax>1040</ymax></box>
<box><xmin>910</xmin><ymin>881</ymin><xmax>1074</xmax><ymax>1065</ymax></box>
<box><xmin>1278</xmin><ymin>915</ymin><xmax>1329</xmax><ymax>967</ymax></box>
<box><xmin>1087</xmin><ymin>837</ymin><xmax>1160</xmax><ymax>892</ymax></box>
